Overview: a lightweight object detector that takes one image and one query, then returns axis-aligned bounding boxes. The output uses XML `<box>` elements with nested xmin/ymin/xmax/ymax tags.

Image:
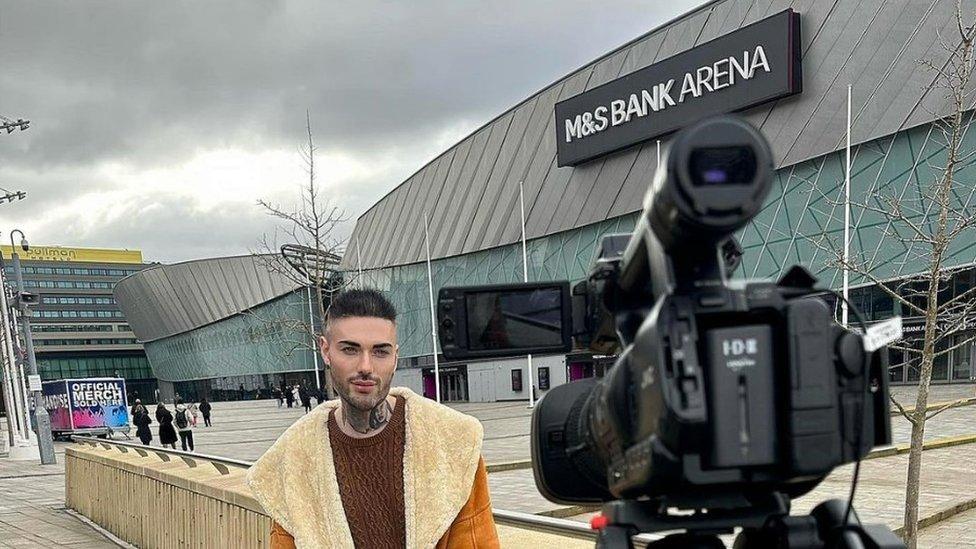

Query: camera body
<box><xmin>532</xmin><ymin>261</ymin><xmax>891</xmax><ymax>506</ymax></box>
<box><xmin>436</xmin><ymin>116</ymin><xmax>895</xmax><ymax>545</ymax></box>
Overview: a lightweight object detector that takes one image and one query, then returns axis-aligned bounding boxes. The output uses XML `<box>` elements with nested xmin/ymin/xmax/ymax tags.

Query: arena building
<box><xmin>116</xmin><ymin>0</ymin><xmax>975</xmax><ymax>402</ymax></box>
<box><xmin>113</xmin><ymin>255</ymin><xmax>325</xmax><ymax>403</ymax></box>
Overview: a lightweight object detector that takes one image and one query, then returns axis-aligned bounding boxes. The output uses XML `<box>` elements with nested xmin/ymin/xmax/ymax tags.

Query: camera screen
<box><xmin>465</xmin><ymin>288</ymin><xmax>564</xmax><ymax>351</ymax></box>
<box><xmin>689</xmin><ymin>146</ymin><xmax>757</xmax><ymax>186</ymax></box>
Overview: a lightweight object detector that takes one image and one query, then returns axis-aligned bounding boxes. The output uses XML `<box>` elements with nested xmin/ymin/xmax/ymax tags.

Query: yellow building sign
<box><xmin>0</xmin><ymin>245</ymin><xmax>143</xmax><ymax>264</ymax></box>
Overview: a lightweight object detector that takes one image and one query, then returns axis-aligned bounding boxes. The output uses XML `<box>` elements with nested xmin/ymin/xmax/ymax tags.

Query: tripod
<box><xmin>593</xmin><ymin>493</ymin><xmax>905</xmax><ymax>549</ymax></box>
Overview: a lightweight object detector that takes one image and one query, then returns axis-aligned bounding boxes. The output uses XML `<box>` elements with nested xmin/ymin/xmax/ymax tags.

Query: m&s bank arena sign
<box><xmin>555</xmin><ymin>9</ymin><xmax>802</xmax><ymax>167</ymax></box>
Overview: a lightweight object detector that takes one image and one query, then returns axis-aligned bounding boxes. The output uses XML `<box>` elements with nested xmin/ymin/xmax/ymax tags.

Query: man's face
<box><xmin>320</xmin><ymin>316</ymin><xmax>398</xmax><ymax>411</ymax></box>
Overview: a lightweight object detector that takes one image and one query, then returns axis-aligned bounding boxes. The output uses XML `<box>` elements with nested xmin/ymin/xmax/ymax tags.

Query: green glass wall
<box><xmin>145</xmin><ymin>290</ymin><xmax>317</xmax><ymax>382</ymax></box>
<box><xmin>359</xmin><ymin>121</ymin><xmax>976</xmax><ymax>359</ymax></box>
<box><xmin>742</xmin><ymin>122</ymin><xmax>976</xmax><ymax>284</ymax></box>
<box><xmin>37</xmin><ymin>354</ymin><xmax>153</xmax><ymax>381</ymax></box>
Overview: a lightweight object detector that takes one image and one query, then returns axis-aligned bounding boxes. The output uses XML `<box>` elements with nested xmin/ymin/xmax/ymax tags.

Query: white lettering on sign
<box><xmin>563</xmin><ymin>45</ymin><xmax>773</xmax><ymax>144</ymax></box>
<box><xmin>70</xmin><ymin>381</ymin><xmax>124</xmax><ymax>408</ymax></box>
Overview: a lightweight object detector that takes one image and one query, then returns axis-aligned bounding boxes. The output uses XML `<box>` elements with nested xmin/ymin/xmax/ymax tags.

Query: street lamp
<box><xmin>0</xmin><ymin>189</ymin><xmax>27</xmax><ymax>205</ymax></box>
<box><xmin>0</xmin><ymin>117</ymin><xmax>30</xmax><ymax>134</ymax></box>
<box><xmin>8</xmin><ymin>229</ymin><xmax>56</xmax><ymax>464</ymax></box>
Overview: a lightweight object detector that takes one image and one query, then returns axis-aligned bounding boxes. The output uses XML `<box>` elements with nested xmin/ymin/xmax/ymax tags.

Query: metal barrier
<box><xmin>68</xmin><ymin>436</ymin><xmax>656</xmax><ymax>548</ymax></box>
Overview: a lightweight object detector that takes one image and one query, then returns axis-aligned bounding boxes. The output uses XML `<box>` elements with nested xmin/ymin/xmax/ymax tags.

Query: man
<box><xmin>247</xmin><ymin>289</ymin><xmax>498</xmax><ymax>548</ymax></box>
<box><xmin>174</xmin><ymin>403</ymin><xmax>194</xmax><ymax>452</ymax></box>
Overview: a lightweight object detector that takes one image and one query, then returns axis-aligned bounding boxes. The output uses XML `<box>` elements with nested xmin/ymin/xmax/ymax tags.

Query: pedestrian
<box><xmin>313</xmin><ymin>388</ymin><xmax>323</xmax><ymax>406</ymax></box>
<box><xmin>199</xmin><ymin>397</ymin><xmax>212</xmax><ymax>427</ymax></box>
<box><xmin>130</xmin><ymin>398</ymin><xmax>147</xmax><ymax>419</ymax></box>
<box><xmin>274</xmin><ymin>387</ymin><xmax>283</xmax><ymax>408</ymax></box>
<box><xmin>247</xmin><ymin>289</ymin><xmax>498</xmax><ymax>547</ymax></box>
<box><xmin>285</xmin><ymin>385</ymin><xmax>294</xmax><ymax>408</ymax></box>
<box><xmin>174</xmin><ymin>403</ymin><xmax>195</xmax><ymax>452</ymax></box>
<box><xmin>239</xmin><ymin>383</ymin><xmax>246</xmax><ymax>401</ymax></box>
<box><xmin>188</xmin><ymin>402</ymin><xmax>200</xmax><ymax>426</ymax></box>
<box><xmin>299</xmin><ymin>385</ymin><xmax>311</xmax><ymax>413</ymax></box>
<box><xmin>156</xmin><ymin>403</ymin><xmax>178</xmax><ymax>450</ymax></box>
<box><xmin>133</xmin><ymin>407</ymin><xmax>153</xmax><ymax>446</ymax></box>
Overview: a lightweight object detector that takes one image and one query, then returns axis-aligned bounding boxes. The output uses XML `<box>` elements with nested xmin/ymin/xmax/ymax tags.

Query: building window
<box><xmin>511</xmin><ymin>369</ymin><xmax>522</xmax><ymax>392</ymax></box>
<box><xmin>538</xmin><ymin>366</ymin><xmax>550</xmax><ymax>391</ymax></box>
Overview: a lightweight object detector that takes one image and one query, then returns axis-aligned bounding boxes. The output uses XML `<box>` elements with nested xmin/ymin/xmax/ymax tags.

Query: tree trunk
<box><xmin>902</xmin><ymin>388</ymin><xmax>929</xmax><ymax>549</ymax></box>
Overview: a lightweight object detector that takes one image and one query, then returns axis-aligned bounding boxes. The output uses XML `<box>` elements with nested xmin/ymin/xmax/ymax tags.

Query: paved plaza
<box><xmin>1</xmin><ymin>384</ymin><xmax>974</xmax><ymax>547</ymax></box>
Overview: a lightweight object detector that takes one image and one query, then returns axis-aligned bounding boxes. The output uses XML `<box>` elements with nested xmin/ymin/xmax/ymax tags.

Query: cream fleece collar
<box><xmin>246</xmin><ymin>386</ymin><xmax>484</xmax><ymax>549</ymax></box>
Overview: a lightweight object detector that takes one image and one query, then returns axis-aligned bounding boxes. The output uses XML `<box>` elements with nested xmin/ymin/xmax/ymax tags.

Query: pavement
<box><xmin>0</xmin><ymin>448</ymin><xmax>117</xmax><ymax>548</ymax></box>
<box><xmin>0</xmin><ymin>383</ymin><xmax>973</xmax><ymax>548</ymax></box>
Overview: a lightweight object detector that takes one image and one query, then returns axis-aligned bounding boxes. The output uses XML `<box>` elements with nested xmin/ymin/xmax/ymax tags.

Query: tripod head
<box><xmin>593</xmin><ymin>494</ymin><xmax>905</xmax><ymax>549</ymax></box>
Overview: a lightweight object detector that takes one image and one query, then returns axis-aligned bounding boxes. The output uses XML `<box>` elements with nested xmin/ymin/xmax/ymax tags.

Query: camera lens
<box><xmin>688</xmin><ymin>146</ymin><xmax>757</xmax><ymax>187</ymax></box>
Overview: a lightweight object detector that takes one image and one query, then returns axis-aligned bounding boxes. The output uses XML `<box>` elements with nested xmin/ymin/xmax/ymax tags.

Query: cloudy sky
<box><xmin>0</xmin><ymin>1</ymin><xmax>701</xmax><ymax>263</ymax></box>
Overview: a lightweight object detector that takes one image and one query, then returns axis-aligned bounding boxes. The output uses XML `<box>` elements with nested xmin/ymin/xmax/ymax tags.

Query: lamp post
<box><xmin>0</xmin><ymin>239</ymin><xmax>35</xmax><ymax>459</ymax></box>
<box><xmin>8</xmin><ymin>230</ymin><xmax>56</xmax><ymax>464</ymax></box>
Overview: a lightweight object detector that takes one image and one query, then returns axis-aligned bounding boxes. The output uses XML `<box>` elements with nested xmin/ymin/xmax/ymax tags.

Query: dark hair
<box><xmin>326</xmin><ymin>288</ymin><xmax>397</xmax><ymax>326</ymax></box>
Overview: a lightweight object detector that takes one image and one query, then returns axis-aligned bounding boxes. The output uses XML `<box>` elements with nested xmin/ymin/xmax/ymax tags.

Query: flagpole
<box><xmin>842</xmin><ymin>84</ymin><xmax>851</xmax><ymax>327</ymax></box>
<box><xmin>520</xmin><ymin>182</ymin><xmax>535</xmax><ymax>408</ymax></box>
<box><xmin>356</xmin><ymin>236</ymin><xmax>363</xmax><ymax>289</ymax></box>
<box><xmin>424</xmin><ymin>212</ymin><xmax>441</xmax><ymax>403</ymax></box>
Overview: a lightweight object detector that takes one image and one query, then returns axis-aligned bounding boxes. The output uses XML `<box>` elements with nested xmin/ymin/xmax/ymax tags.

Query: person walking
<box><xmin>156</xmin><ymin>403</ymin><xmax>178</xmax><ymax>450</ymax></box>
<box><xmin>130</xmin><ymin>398</ymin><xmax>148</xmax><ymax>419</ymax></box>
<box><xmin>285</xmin><ymin>385</ymin><xmax>294</xmax><ymax>408</ymax></box>
<box><xmin>199</xmin><ymin>397</ymin><xmax>213</xmax><ymax>427</ymax></box>
<box><xmin>133</xmin><ymin>407</ymin><xmax>153</xmax><ymax>446</ymax></box>
<box><xmin>299</xmin><ymin>385</ymin><xmax>311</xmax><ymax>413</ymax></box>
<box><xmin>175</xmin><ymin>403</ymin><xmax>195</xmax><ymax>452</ymax></box>
<box><xmin>274</xmin><ymin>387</ymin><xmax>283</xmax><ymax>408</ymax></box>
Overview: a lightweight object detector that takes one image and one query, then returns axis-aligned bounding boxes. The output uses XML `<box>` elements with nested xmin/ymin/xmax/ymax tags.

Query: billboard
<box><xmin>0</xmin><ymin>244</ymin><xmax>142</xmax><ymax>264</ymax></box>
<box><xmin>42</xmin><ymin>378</ymin><xmax>130</xmax><ymax>433</ymax></box>
<box><xmin>42</xmin><ymin>381</ymin><xmax>72</xmax><ymax>431</ymax></box>
<box><xmin>555</xmin><ymin>9</ymin><xmax>802</xmax><ymax>166</ymax></box>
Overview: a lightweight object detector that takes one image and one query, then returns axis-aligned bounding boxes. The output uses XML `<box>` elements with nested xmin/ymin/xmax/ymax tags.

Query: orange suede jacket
<box><xmin>270</xmin><ymin>457</ymin><xmax>498</xmax><ymax>549</ymax></box>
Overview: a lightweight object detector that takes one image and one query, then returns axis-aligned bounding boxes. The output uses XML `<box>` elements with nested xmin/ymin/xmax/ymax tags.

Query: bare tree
<box><xmin>254</xmin><ymin>111</ymin><xmax>348</xmax><ymax>399</ymax></box>
<box><xmin>805</xmin><ymin>4</ymin><xmax>976</xmax><ymax>547</ymax></box>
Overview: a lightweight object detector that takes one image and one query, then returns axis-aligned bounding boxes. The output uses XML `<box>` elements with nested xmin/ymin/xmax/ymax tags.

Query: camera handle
<box><xmin>592</xmin><ymin>495</ymin><xmax>905</xmax><ymax>549</ymax></box>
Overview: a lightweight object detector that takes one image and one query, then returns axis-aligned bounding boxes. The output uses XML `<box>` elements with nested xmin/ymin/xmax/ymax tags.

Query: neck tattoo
<box><xmin>342</xmin><ymin>398</ymin><xmax>393</xmax><ymax>435</ymax></box>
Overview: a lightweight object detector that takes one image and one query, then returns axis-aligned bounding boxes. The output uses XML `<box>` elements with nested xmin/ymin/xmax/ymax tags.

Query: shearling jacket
<box><xmin>246</xmin><ymin>387</ymin><xmax>500</xmax><ymax>548</ymax></box>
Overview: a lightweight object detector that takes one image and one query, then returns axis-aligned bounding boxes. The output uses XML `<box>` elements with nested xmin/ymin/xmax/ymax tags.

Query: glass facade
<box><xmin>144</xmin><ymin>290</ymin><xmax>318</xmax><ymax>383</ymax></box>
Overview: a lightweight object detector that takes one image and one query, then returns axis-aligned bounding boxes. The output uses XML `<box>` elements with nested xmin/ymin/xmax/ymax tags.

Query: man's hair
<box><xmin>326</xmin><ymin>288</ymin><xmax>397</xmax><ymax>326</ymax></box>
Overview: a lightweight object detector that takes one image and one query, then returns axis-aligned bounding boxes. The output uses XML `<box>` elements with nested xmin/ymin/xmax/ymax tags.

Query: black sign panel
<box><xmin>555</xmin><ymin>9</ymin><xmax>801</xmax><ymax>167</ymax></box>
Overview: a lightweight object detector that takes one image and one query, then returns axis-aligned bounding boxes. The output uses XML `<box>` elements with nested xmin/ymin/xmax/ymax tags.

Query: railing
<box><xmin>68</xmin><ymin>436</ymin><xmax>656</xmax><ymax>548</ymax></box>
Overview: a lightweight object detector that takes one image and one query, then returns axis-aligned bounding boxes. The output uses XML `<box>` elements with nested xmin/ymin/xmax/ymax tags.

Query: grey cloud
<box><xmin>0</xmin><ymin>0</ymin><xmax>703</xmax><ymax>261</ymax></box>
<box><xmin>1</xmin><ymin>1</ymin><xmax>701</xmax><ymax>169</ymax></box>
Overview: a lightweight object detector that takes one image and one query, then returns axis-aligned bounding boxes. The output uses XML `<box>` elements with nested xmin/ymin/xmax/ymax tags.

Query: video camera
<box><xmin>437</xmin><ymin>116</ymin><xmax>904</xmax><ymax>548</ymax></box>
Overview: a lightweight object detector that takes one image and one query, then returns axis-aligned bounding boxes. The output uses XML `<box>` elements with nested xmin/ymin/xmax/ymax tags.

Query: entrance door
<box><xmin>950</xmin><ymin>334</ymin><xmax>974</xmax><ymax>382</ymax></box>
<box><xmin>440</xmin><ymin>369</ymin><xmax>469</xmax><ymax>402</ymax></box>
<box><xmin>468</xmin><ymin>369</ymin><xmax>494</xmax><ymax>402</ymax></box>
<box><xmin>422</xmin><ymin>371</ymin><xmax>436</xmax><ymax>399</ymax></box>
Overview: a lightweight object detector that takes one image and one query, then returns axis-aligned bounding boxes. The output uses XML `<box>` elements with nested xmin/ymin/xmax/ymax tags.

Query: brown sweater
<box><xmin>327</xmin><ymin>395</ymin><xmax>406</xmax><ymax>549</ymax></box>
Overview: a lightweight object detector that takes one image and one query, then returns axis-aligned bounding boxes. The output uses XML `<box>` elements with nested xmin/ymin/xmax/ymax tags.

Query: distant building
<box><xmin>114</xmin><ymin>255</ymin><xmax>323</xmax><ymax>403</ymax></box>
<box><xmin>0</xmin><ymin>245</ymin><xmax>157</xmax><ymax>402</ymax></box>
